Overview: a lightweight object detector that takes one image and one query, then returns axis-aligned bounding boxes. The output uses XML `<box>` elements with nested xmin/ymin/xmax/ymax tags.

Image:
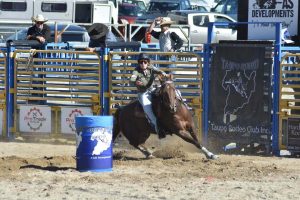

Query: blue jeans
<box><xmin>138</xmin><ymin>89</ymin><xmax>158</xmax><ymax>133</ymax></box>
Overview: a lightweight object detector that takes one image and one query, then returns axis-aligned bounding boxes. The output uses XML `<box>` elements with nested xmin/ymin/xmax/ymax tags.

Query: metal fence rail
<box><xmin>11</xmin><ymin>49</ymin><xmax>102</xmax><ymax>137</ymax></box>
<box><xmin>279</xmin><ymin>52</ymin><xmax>300</xmax><ymax>152</ymax></box>
<box><xmin>14</xmin><ymin>50</ymin><xmax>101</xmax><ymax>105</ymax></box>
<box><xmin>0</xmin><ymin>50</ymin><xmax>6</xmax><ymax>136</ymax></box>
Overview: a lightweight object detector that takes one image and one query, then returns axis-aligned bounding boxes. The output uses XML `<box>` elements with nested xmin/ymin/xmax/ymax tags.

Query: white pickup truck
<box><xmin>150</xmin><ymin>10</ymin><xmax>237</xmax><ymax>45</ymax></box>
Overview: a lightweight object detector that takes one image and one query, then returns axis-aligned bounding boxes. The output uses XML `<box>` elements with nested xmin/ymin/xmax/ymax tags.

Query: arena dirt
<box><xmin>0</xmin><ymin>136</ymin><xmax>299</xmax><ymax>200</ymax></box>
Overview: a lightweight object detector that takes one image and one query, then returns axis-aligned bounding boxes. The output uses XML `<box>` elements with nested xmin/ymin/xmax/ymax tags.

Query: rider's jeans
<box><xmin>138</xmin><ymin>89</ymin><xmax>158</xmax><ymax>133</ymax></box>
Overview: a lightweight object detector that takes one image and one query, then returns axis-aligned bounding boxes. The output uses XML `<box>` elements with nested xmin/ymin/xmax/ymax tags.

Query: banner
<box><xmin>61</xmin><ymin>107</ymin><xmax>93</xmax><ymax>134</ymax></box>
<box><xmin>19</xmin><ymin>106</ymin><xmax>51</xmax><ymax>133</ymax></box>
<box><xmin>248</xmin><ymin>0</ymin><xmax>298</xmax><ymax>40</ymax></box>
<box><xmin>287</xmin><ymin>118</ymin><xmax>300</xmax><ymax>148</ymax></box>
<box><xmin>209</xmin><ymin>44</ymin><xmax>272</xmax><ymax>141</ymax></box>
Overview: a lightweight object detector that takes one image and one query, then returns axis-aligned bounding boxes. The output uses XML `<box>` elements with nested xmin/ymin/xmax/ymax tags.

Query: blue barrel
<box><xmin>75</xmin><ymin>116</ymin><xmax>113</xmax><ymax>172</ymax></box>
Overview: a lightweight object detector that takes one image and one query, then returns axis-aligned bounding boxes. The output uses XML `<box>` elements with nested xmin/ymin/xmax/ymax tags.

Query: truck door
<box><xmin>189</xmin><ymin>14</ymin><xmax>210</xmax><ymax>44</ymax></box>
<box><xmin>92</xmin><ymin>3</ymin><xmax>112</xmax><ymax>24</ymax></box>
<box><xmin>75</xmin><ymin>3</ymin><xmax>92</xmax><ymax>23</ymax></box>
<box><xmin>213</xmin><ymin>15</ymin><xmax>237</xmax><ymax>42</ymax></box>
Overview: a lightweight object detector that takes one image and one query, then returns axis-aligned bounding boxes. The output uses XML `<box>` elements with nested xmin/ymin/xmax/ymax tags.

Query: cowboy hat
<box><xmin>31</xmin><ymin>14</ymin><xmax>48</xmax><ymax>22</ymax></box>
<box><xmin>87</xmin><ymin>23</ymin><xmax>109</xmax><ymax>40</ymax></box>
<box><xmin>159</xmin><ymin>17</ymin><xmax>175</xmax><ymax>26</ymax></box>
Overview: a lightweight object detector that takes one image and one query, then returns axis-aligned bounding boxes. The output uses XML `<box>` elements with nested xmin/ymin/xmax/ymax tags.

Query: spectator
<box><xmin>27</xmin><ymin>14</ymin><xmax>51</xmax><ymax>46</ymax></box>
<box><xmin>147</xmin><ymin>17</ymin><xmax>183</xmax><ymax>52</ymax></box>
<box><xmin>86</xmin><ymin>23</ymin><xmax>117</xmax><ymax>52</ymax></box>
<box><xmin>146</xmin><ymin>17</ymin><xmax>183</xmax><ymax>70</ymax></box>
<box><xmin>26</xmin><ymin>14</ymin><xmax>50</xmax><ymax>104</ymax></box>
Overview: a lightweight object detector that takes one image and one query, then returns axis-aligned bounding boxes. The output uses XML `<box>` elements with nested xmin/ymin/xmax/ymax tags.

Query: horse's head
<box><xmin>159</xmin><ymin>74</ymin><xmax>177</xmax><ymax>113</ymax></box>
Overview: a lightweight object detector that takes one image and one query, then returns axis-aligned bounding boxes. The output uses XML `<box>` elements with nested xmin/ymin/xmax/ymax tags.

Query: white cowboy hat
<box><xmin>159</xmin><ymin>17</ymin><xmax>175</xmax><ymax>26</ymax></box>
<box><xmin>31</xmin><ymin>14</ymin><xmax>48</xmax><ymax>22</ymax></box>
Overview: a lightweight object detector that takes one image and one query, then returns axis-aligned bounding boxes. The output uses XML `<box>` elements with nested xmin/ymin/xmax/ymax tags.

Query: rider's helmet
<box><xmin>137</xmin><ymin>53</ymin><xmax>150</xmax><ymax>62</ymax></box>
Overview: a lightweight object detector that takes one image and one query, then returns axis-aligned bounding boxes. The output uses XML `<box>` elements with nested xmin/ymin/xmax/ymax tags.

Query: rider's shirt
<box><xmin>130</xmin><ymin>65</ymin><xmax>165</xmax><ymax>93</ymax></box>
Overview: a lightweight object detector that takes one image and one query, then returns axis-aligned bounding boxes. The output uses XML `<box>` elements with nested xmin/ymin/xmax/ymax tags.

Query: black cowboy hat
<box><xmin>137</xmin><ymin>53</ymin><xmax>150</xmax><ymax>61</ymax></box>
<box><xmin>87</xmin><ymin>23</ymin><xmax>109</xmax><ymax>40</ymax></box>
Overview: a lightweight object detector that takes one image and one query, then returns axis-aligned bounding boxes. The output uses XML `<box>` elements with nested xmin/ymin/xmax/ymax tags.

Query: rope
<box><xmin>26</xmin><ymin>49</ymin><xmax>37</xmax><ymax>103</ymax></box>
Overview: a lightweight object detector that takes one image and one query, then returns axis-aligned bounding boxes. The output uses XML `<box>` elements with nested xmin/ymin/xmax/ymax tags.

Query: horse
<box><xmin>113</xmin><ymin>75</ymin><xmax>217</xmax><ymax>159</ymax></box>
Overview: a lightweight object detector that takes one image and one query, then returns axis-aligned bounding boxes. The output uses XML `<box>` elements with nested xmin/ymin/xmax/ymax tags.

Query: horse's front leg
<box><xmin>135</xmin><ymin>143</ymin><xmax>155</xmax><ymax>159</ymax></box>
<box><xmin>176</xmin><ymin>130</ymin><xmax>218</xmax><ymax>160</ymax></box>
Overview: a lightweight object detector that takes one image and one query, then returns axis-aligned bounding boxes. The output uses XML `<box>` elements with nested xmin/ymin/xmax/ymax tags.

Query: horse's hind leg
<box><xmin>134</xmin><ymin>144</ymin><xmax>155</xmax><ymax>159</ymax></box>
<box><xmin>176</xmin><ymin>130</ymin><xmax>218</xmax><ymax>160</ymax></box>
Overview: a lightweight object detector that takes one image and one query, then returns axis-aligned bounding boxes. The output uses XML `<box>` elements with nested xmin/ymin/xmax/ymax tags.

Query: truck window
<box><xmin>0</xmin><ymin>1</ymin><xmax>27</xmax><ymax>11</ymax></box>
<box><xmin>225</xmin><ymin>0</ymin><xmax>237</xmax><ymax>15</ymax></box>
<box><xmin>75</xmin><ymin>3</ymin><xmax>92</xmax><ymax>23</ymax></box>
<box><xmin>41</xmin><ymin>3</ymin><xmax>67</xmax><ymax>12</ymax></box>
<box><xmin>148</xmin><ymin>2</ymin><xmax>180</xmax><ymax>13</ymax></box>
<box><xmin>214</xmin><ymin>15</ymin><xmax>232</xmax><ymax>28</ymax></box>
<box><xmin>212</xmin><ymin>0</ymin><xmax>224</xmax><ymax>13</ymax></box>
<box><xmin>193</xmin><ymin>15</ymin><xmax>209</xmax><ymax>27</ymax></box>
<box><xmin>182</xmin><ymin>0</ymin><xmax>191</xmax><ymax>10</ymax></box>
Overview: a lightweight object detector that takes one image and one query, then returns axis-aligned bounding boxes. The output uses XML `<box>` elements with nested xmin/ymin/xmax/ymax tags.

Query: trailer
<box><xmin>0</xmin><ymin>0</ymin><xmax>118</xmax><ymax>27</ymax></box>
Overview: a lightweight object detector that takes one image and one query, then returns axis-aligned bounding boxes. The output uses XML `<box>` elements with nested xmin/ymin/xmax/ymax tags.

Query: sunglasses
<box><xmin>139</xmin><ymin>60</ymin><xmax>149</xmax><ymax>64</ymax></box>
<box><xmin>36</xmin><ymin>22</ymin><xmax>44</xmax><ymax>25</ymax></box>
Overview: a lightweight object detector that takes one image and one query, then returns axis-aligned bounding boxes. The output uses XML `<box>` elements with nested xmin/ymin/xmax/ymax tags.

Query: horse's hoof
<box><xmin>147</xmin><ymin>154</ymin><xmax>155</xmax><ymax>159</ymax></box>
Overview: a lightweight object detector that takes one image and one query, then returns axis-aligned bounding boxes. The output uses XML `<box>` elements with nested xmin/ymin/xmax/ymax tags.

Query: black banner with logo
<box><xmin>208</xmin><ymin>43</ymin><xmax>272</xmax><ymax>143</ymax></box>
<box><xmin>287</xmin><ymin>118</ymin><xmax>300</xmax><ymax>149</ymax></box>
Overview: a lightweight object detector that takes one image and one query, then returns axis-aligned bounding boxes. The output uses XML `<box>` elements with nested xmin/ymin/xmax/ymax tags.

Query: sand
<box><xmin>0</xmin><ymin>136</ymin><xmax>299</xmax><ymax>200</ymax></box>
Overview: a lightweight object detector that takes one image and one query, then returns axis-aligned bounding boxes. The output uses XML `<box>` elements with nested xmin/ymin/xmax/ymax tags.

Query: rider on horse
<box><xmin>130</xmin><ymin>53</ymin><xmax>167</xmax><ymax>138</ymax></box>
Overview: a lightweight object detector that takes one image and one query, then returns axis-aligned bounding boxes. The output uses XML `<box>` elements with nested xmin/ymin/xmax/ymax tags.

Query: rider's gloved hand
<box><xmin>162</xmin><ymin>72</ymin><xmax>167</xmax><ymax>77</ymax></box>
<box><xmin>136</xmin><ymin>80</ymin><xmax>143</xmax><ymax>86</ymax></box>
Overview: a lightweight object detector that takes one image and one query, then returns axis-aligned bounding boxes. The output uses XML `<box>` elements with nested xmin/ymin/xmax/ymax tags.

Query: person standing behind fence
<box><xmin>86</xmin><ymin>23</ymin><xmax>117</xmax><ymax>52</ymax></box>
<box><xmin>27</xmin><ymin>14</ymin><xmax>50</xmax><ymax>46</ymax></box>
<box><xmin>146</xmin><ymin>17</ymin><xmax>183</xmax><ymax>70</ymax></box>
<box><xmin>26</xmin><ymin>14</ymin><xmax>50</xmax><ymax>104</ymax></box>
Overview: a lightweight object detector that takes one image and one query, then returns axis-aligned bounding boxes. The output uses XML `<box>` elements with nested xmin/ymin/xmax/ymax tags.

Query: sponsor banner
<box><xmin>209</xmin><ymin>44</ymin><xmax>272</xmax><ymax>141</ymax></box>
<box><xmin>248</xmin><ymin>0</ymin><xmax>298</xmax><ymax>40</ymax></box>
<box><xmin>61</xmin><ymin>107</ymin><xmax>93</xmax><ymax>134</ymax></box>
<box><xmin>19</xmin><ymin>106</ymin><xmax>51</xmax><ymax>133</ymax></box>
<box><xmin>287</xmin><ymin>118</ymin><xmax>300</xmax><ymax>148</ymax></box>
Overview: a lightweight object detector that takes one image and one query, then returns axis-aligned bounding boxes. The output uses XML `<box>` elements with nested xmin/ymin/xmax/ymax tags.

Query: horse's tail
<box><xmin>113</xmin><ymin>106</ymin><xmax>122</xmax><ymax>142</ymax></box>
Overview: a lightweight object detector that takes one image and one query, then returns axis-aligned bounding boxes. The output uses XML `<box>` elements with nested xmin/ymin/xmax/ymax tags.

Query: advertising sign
<box><xmin>209</xmin><ymin>43</ymin><xmax>272</xmax><ymax>142</ymax></box>
<box><xmin>61</xmin><ymin>107</ymin><xmax>93</xmax><ymax>134</ymax></box>
<box><xmin>19</xmin><ymin>106</ymin><xmax>51</xmax><ymax>133</ymax></box>
<box><xmin>248</xmin><ymin>0</ymin><xmax>298</xmax><ymax>40</ymax></box>
<box><xmin>287</xmin><ymin>118</ymin><xmax>300</xmax><ymax>148</ymax></box>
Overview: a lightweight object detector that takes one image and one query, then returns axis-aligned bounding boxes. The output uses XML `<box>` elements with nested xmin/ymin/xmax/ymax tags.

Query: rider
<box><xmin>130</xmin><ymin>53</ymin><xmax>167</xmax><ymax>138</ymax></box>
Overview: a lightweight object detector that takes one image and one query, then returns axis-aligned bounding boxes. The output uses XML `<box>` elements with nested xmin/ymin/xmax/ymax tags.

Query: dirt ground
<box><xmin>0</xmin><ymin>135</ymin><xmax>299</xmax><ymax>200</ymax></box>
